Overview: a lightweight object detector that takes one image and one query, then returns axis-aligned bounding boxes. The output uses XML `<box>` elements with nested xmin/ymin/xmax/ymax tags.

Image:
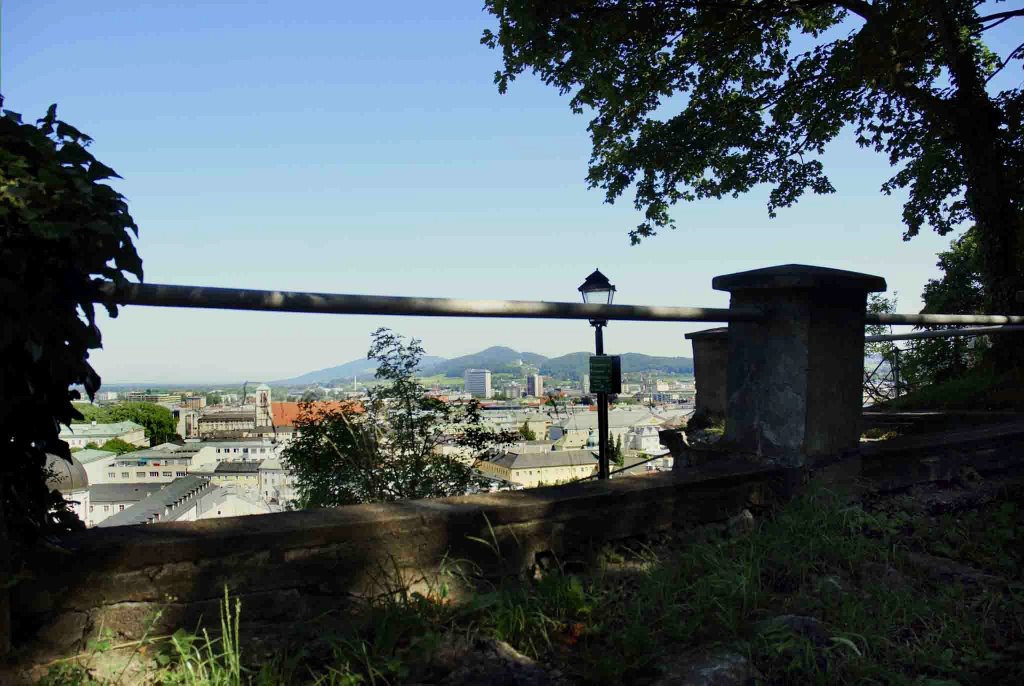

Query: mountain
<box><xmin>278</xmin><ymin>346</ymin><xmax>693</xmax><ymax>386</ymax></box>
<box><xmin>541</xmin><ymin>352</ymin><xmax>693</xmax><ymax>379</ymax></box>
<box><xmin>273</xmin><ymin>355</ymin><xmax>447</xmax><ymax>386</ymax></box>
<box><xmin>426</xmin><ymin>346</ymin><xmax>548</xmax><ymax>377</ymax></box>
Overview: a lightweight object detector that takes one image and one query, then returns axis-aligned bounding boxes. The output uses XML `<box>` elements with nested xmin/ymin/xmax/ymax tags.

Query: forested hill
<box><xmin>540</xmin><ymin>352</ymin><xmax>693</xmax><ymax>379</ymax></box>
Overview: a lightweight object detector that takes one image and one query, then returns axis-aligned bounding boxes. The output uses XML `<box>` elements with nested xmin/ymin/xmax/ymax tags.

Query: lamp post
<box><xmin>578</xmin><ymin>269</ymin><xmax>616</xmax><ymax>480</ymax></box>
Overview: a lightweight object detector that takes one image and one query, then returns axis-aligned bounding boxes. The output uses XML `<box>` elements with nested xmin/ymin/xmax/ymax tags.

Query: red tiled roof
<box><xmin>271</xmin><ymin>401</ymin><xmax>363</xmax><ymax>426</ymax></box>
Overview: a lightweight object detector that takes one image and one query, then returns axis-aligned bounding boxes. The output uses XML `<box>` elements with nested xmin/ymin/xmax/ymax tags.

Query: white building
<box><xmin>476</xmin><ymin>449</ymin><xmax>598</xmax><ymax>488</ymax></box>
<box><xmin>464</xmin><ymin>369</ymin><xmax>493</xmax><ymax>399</ymax></box>
<box><xmin>526</xmin><ymin>374</ymin><xmax>544</xmax><ymax>398</ymax></box>
<box><xmin>59</xmin><ymin>421</ymin><xmax>148</xmax><ymax>450</ymax></box>
<box><xmin>582</xmin><ymin>374</ymin><xmax>590</xmax><ymax>394</ymax></box>
<box><xmin>258</xmin><ymin>458</ymin><xmax>297</xmax><ymax>505</ymax></box>
<box><xmin>549</xmin><ymin>409</ymin><xmax>665</xmax><ymax>447</ymax></box>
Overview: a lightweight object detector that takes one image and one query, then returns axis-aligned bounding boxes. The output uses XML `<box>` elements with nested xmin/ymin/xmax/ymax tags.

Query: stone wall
<box><xmin>12</xmin><ymin>460</ymin><xmax>783</xmax><ymax>661</ymax></box>
<box><xmin>15</xmin><ymin>418</ymin><xmax>1024</xmax><ymax>664</ymax></box>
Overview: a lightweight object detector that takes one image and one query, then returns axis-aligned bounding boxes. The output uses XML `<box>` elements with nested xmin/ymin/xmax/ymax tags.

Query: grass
<box><xmin>885</xmin><ymin>366</ymin><xmax>1024</xmax><ymax>411</ymax></box>
<box><xmin>38</xmin><ymin>485</ymin><xmax>1024</xmax><ymax>685</ymax></box>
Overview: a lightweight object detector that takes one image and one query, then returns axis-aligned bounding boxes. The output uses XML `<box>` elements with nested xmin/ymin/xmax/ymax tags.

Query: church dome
<box><xmin>45</xmin><ymin>453</ymin><xmax>89</xmax><ymax>492</ymax></box>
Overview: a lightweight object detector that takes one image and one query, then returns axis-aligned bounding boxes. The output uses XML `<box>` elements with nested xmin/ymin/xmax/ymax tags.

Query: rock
<box><xmin>903</xmin><ymin>552</ymin><xmax>1005</xmax><ymax>588</ymax></box>
<box><xmin>753</xmin><ymin>614</ymin><xmax>830</xmax><ymax>647</ymax></box>
<box><xmin>440</xmin><ymin>638</ymin><xmax>553</xmax><ymax>686</ymax></box>
<box><xmin>726</xmin><ymin>510</ymin><xmax>755</xmax><ymax>538</ymax></box>
<box><xmin>653</xmin><ymin>646</ymin><xmax>756</xmax><ymax>686</ymax></box>
<box><xmin>858</xmin><ymin>562</ymin><xmax>911</xmax><ymax>592</ymax></box>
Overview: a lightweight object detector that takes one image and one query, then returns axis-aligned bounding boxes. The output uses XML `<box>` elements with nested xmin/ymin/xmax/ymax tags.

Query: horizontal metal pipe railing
<box><xmin>866</xmin><ymin>312</ymin><xmax>1024</xmax><ymax>326</ymax></box>
<box><xmin>93</xmin><ymin>282</ymin><xmax>760</xmax><ymax>323</ymax></box>
<box><xmin>865</xmin><ymin>324</ymin><xmax>1024</xmax><ymax>342</ymax></box>
<box><xmin>91</xmin><ymin>282</ymin><xmax>1024</xmax><ymax>328</ymax></box>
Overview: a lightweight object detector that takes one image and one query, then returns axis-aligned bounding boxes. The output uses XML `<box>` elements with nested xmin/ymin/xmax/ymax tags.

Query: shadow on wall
<box><xmin>12</xmin><ymin>460</ymin><xmax>783</xmax><ymax>661</ymax></box>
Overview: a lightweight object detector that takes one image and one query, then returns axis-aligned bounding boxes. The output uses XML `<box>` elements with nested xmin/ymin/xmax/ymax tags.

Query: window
<box><xmin>243</xmin><ymin>448</ymin><xmax>249</xmax><ymax>453</ymax></box>
<box><xmin>103</xmin><ymin>505</ymin><xmax>110</xmax><ymax>512</ymax></box>
<box><xmin>108</xmin><ymin>472</ymin><xmax>116</xmax><ymax>478</ymax></box>
<box><xmin>136</xmin><ymin>472</ymin><xmax>145</xmax><ymax>478</ymax></box>
<box><xmin>216</xmin><ymin>448</ymin><xmax>221</xmax><ymax>454</ymax></box>
<box><xmin>89</xmin><ymin>505</ymin><xmax>94</xmax><ymax>512</ymax></box>
<box><xmin>163</xmin><ymin>471</ymin><xmax>171</xmax><ymax>477</ymax></box>
<box><xmin>150</xmin><ymin>471</ymin><xmax>159</xmax><ymax>477</ymax></box>
<box><xmin>121</xmin><ymin>472</ymin><xmax>129</xmax><ymax>478</ymax></box>
<box><xmin>176</xmin><ymin>471</ymin><xmax>186</xmax><ymax>477</ymax></box>
<box><xmin>119</xmin><ymin>504</ymin><xmax>125</xmax><ymax>511</ymax></box>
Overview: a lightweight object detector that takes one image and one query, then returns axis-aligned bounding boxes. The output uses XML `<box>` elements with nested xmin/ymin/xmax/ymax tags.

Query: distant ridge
<box><xmin>272</xmin><ymin>355</ymin><xmax>446</xmax><ymax>386</ymax></box>
<box><xmin>275</xmin><ymin>346</ymin><xmax>693</xmax><ymax>386</ymax></box>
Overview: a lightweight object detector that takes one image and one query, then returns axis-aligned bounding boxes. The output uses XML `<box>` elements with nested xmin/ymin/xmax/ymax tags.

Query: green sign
<box><xmin>589</xmin><ymin>355</ymin><xmax>622</xmax><ymax>394</ymax></box>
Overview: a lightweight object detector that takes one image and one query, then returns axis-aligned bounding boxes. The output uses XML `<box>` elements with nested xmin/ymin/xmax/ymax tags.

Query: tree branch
<box><xmin>833</xmin><ymin>0</ymin><xmax>877</xmax><ymax>20</ymax></box>
<box><xmin>976</xmin><ymin>8</ymin><xmax>1024</xmax><ymax>23</ymax></box>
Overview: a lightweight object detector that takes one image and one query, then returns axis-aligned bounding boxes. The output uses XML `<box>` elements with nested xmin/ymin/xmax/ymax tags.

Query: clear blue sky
<box><xmin>4</xmin><ymin>2</ymin><xmax>1012</xmax><ymax>383</ymax></box>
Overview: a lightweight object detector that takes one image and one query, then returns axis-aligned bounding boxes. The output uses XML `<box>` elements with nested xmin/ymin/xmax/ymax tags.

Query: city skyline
<box><xmin>6</xmin><ymin>1</ymin><xmax>1012</xmax><ymax>383</ymax></box>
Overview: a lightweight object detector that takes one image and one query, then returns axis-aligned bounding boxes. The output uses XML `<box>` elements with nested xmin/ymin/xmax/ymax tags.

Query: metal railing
<box><xmin>93</xmin><ymin>282</ymin><xmax>751</xmax><ymax>323</ymax></box>
<box><xmin>865</xmin><ymin>324</ymin><xmax>1024</xmax><ymax>342</ymax></box>
<box><xmin>93</xmin><ymin>281</ymin><xmax>1024</xmax><ymax>327</ymax></box>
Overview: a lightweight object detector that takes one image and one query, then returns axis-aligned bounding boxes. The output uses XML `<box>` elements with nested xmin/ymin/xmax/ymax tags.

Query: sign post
<box><xmin>590</xmin><ymin>354</ymin><xmax>621</xmax><ymax>479</ymax></box>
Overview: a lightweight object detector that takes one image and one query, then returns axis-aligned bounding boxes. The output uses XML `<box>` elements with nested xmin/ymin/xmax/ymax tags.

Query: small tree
<box><xmin>519</xmin><ymin>420</ymin><xmax>537</xmax><ymax>441</ymax></box>
<box><xmin>284</xmin><ymin>329</ymin><xmax>515</xmax><ymax>507</ymax></box>
<box><xmin>99</xmin><ymin>438</ymin><xmax>138</xmax><ymax>455</ymax></box>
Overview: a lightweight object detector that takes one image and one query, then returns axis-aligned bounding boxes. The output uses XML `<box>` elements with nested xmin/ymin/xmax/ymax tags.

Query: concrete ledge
<box><xmin>12</xmin><ymin>460</ymin><xmax>783</xmax><ymax>660</ymax></box>
<box><xmin>816</xmin><ymin>420</ymin><xmax>1024</xmax><ymax>493</ymax></box>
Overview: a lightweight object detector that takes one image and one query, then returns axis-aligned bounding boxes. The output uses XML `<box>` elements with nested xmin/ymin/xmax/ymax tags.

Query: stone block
<box><xmin>713</xmin><ymin>264</ymin><xmax>886</xmax><ymax>466</ymax></box>
<box><xmin>685</xmin><ymin>327</ymin><xmax>728</xmax><ymax>425</ymax></box>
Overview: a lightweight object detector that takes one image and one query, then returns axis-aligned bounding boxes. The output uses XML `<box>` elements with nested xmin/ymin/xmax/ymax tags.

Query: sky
<box><xmin>3</xmin><ymin>2</ymin><xmax>1018</xmax><ymax>384</ymax></box>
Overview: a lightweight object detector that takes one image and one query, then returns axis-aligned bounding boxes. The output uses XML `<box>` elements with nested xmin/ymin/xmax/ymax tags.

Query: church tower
<box><xmin>255</xmin><ymin>383</ymin><xmax>273</xmax><ymax>427</ymax></box>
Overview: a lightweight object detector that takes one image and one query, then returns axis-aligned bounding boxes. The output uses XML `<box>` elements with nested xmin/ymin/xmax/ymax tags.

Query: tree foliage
<box><xmin>99</xmin><ymin>438</ymin><xmax>140</xmax><ymax>455</ymax></box>
<box><xmin>0</xmin><ymin>103</ymin><xmax>141</xmax><ymax>550</ymax></box>
<box><xmin>865</xmin><ymin>227</ymin><xmax>987</xmax><ymax>402</ymax></box>
<box><xmin>482</xmin><ymin>1</ymin><xmax>1024</xmax><ymax>320</ymax></box>
<box><xmin>519</xmin><ymin>420</ymin><xmax>537</xmax><ymax>441</ymax></box>
<box><xmin>71</xmin><ymin>401</ymin><xmax>178</xmax><ymax>445</ymax></box>
<box><xmin>284</xmin><ymin>329</ymin><xmax>516</xmax><ymax>507</ymax></box>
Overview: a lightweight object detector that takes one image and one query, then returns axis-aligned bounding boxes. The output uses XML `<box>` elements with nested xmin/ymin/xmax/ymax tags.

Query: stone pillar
<box><xmin>713</xmin><ymin>265</ymin><xmax>886</xmax><ymax>466</ymax></box>
<box><xmin>684</xmin><ymin>327</ymin><xmax>728</xmax><ymax>426</ymax></box>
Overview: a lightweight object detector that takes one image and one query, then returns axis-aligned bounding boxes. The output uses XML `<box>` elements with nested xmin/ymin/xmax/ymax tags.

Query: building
<box><xmin>258</xmin><ymin>458</ymin><xmax>297</xmax><ymax>505</ymax></box>
<box><xmin>176</xmin><ymin>407</ymin><xmax>200</xmax><ymax>439</ymax></box>
<box><xmin>549</xmin><ymin>409</ymin><xmax>665</xmax><ymax>448</ymax></box>
<box><xmin>582</xmin><ymin>374</ymin><xmax>590</xmax><ymax>394</ymax></box>
<box><xmin>254</xmin><ymin>384</ymin><xmax>273</xmax><ymax>427</ymax></box>
<box><xmin>476</xmin><ymin>449</ymin><xmax>598</xmax><ymax>488</ymax></box>
<box><xmin>205</xmin><ymin>460</ymin><xmax>262</xmax><ymax>489</ymax></box>
<box><xmin>88</xmin><ymin>483</ymin><xmax>165</xmax><ymax>527</ymax></box>
<box><xmin>180</xmin><ymin>395</ymin><xmax>207</xmax><ymax>410</ymax></box>
<box><xmin>526</xmin><ymin>374</ymin><xmax>544</xmax><ymax>398</ymax></box>
<box><xmin>45</xmin><ymin>453</ymin><xmax>91</xmax><ymax>525</ymax></box>
<box><xmin>73</xmin><ymin>448</ymin><xmax>117</xmax><ymax>482</ymax></box>
<box><xmin>99</xmin><ymin>443</ymin><xmax>202</xmax><ymax>484</ymax></box>
<box><xmin>123</xmin><ymin>391</ymin><xmax>182</xmax><ymax>404</ymax></box>
<box><xmin>464</xmin><ymin>369</ymin><xmax>493</xmax><ymax>399</ymax></box>
<box><xmin>197</xmin><ymin>408</ymin><xmax>258</xmax><ymax>436</ymax></box>
<box><xmin>59</xmin><ymin>421</ymin><xmax>147</xmax><ymax>450</ymax></box>
<box><xmin>97</xmin><ymin>476</ymin><xmax>214</xmax><ymax>527</ymax></box>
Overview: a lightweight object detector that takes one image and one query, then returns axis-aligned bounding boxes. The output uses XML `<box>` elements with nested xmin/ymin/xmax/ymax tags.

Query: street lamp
<box><xmin>578</xmin><ymin>269</ymin><xmax>615</xmax><ymax>479</ymax></box>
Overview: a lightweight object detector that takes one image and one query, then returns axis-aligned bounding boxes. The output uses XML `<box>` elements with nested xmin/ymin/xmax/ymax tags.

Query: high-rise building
<box><xmin>582</xmin><ymin>374</ymin><xmax>590</xmax><ymax>394</ymax></box>
<box><xmin>526</xmin><ymin>374</ymin><xmax>544</xmax><ymax>397</ymax></box>
<box><xmin>464</xmin><ymin>369</ymin><xmax>493</xmax><ymax>399</ymax></box>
